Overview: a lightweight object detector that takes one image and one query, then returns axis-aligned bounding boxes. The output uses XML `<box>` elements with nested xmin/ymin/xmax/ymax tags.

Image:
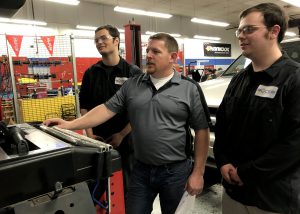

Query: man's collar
<box><xmin>97</xmin><ymin>56</ymin><xmax>124</xmax><ymax>70</ymax></box>
<box><xmin>245</xmin><ymin>51</ymin><xmax>289</xmax><ymax>79</ymax></box>
<box><xmin>264</xmin><ymin>51</ymin><xmax>289</xmax><ymax>78</ymax></box>
<box><xmin>142</xmin><ymin>69</ymin><xmax>181</xmax><ymax>84</ymax></box>
<box><xmin>171</xmin><ymin>70</ymin><xmax>182</xmax><ymax>83</ymax></box>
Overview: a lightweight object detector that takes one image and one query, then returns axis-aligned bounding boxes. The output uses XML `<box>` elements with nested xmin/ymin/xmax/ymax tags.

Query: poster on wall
<box><xmin>6</xmin><ymin>35</ymin><xmax>23</xmax><ymax>57</ymax></box>
<box><xmin>204</xmin><ymin>43</ymin><xmax>231</xmax><ymax>57</ymax></box>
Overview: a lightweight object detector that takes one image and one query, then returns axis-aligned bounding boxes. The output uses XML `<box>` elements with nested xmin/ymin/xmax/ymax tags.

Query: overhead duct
<box><xmin>0</xmin><ymin>0</ymin><xmax>27</xmax><ymax>18</ymax></box>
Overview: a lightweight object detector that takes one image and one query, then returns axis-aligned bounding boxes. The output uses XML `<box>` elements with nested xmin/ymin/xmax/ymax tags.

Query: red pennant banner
<box><xmin>41</xmin><ymin>36</ymin><xmax>55</xmax><ymax>55</ymax></box>
<box><xmin>177</xmin><ymin>50</ymin><xmax>184</xmax><ymax>65</ymax></box>
<box><xmin>6</xmin><ymin>35</ymin><xmax>23</xmax><ymax>57</ymax></box>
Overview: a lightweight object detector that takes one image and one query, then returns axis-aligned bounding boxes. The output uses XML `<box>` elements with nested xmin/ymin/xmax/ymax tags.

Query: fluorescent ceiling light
<box><xmin>145</xmin><ymin>31</ymin><xmax>156</xmax><ymax>35</ymax></box>
<box><xmin>0</xmin><ymin>23</ymin><xmax>56</xmax><ymax>35</ymax></box>
<box><xmin>281</xmin><ymin>0</ymin><xmax>300</xmax><ymax>7</ymax></box>
<box><xmin>76</xmin><ymin>25</ymin><xmax>124</xmax><ymax>33</ymax></box>
<box><xmin>145</xmin><ymin>31</ymin><xmax>181</xmax><ymax>37</ymax></box>
<box><xmin>67</xmin><ymin>29</ymin><xmax>95</xmax><ymax>36</ymax></box>
<box><xmin>191</xmin><ymin>18</ymin><xmax>229</xmax><ymax>27</ymax></box>
<box><xmin>0</xmin><ymin>17</ymin><xmax>47</xmax><ymax>26</ymax></box>
<box><xmin>44</xmin><ymin>0</ymin><xmax>80</xmax><ymax>5</ymax></box>
<box><xmin>114</xmin><ymin>6</ymin><xmax>172</xmax><ymax>19</ymax></box>
<box><xmin>76</xmin><ymin>25</ymin><xmax>96</xmax><ymax>30</ymax></box>
<box><xmin>170</xmin><ymin>33</ymin><xmax>181</xmax><ymax>38</ymax></box>
<box><xmin>282</xmin><ymin>37</ymin><xmax>300</xmax><ymax>43</ymax></box>
<box><xmin>285</xmin><ymin>31</ymin><xmax>297</xmax><ymax>37</ymax></box>
<box><xmin>193</xmin><ymin>35</ymin><xmax>221</xmax><ymax>40</ymax></box>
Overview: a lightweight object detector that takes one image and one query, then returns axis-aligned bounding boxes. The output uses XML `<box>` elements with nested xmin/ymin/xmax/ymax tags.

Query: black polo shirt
<box><xmin>79</xmin><ymin>57</ymin><xmax>142</xmax><ymax>139</ymax></box>
<box><xmin>214</xmin><ymin>52</ymin><xmax>300</xmax><ymax>213</ymax></box>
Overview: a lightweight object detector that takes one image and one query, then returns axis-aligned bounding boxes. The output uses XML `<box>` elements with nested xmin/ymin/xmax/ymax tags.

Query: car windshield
<box><xmin>221</xmin><ymin>55</ymin><xmax>250</xmax><ymax>77</ymax></box>
<box><xmin>221</xmin><ymin>39</ymin><xmax>300</xmax><ymax>77</ymax></box>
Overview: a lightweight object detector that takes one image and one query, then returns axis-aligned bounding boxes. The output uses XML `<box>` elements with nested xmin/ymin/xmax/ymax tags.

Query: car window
<box><xmin>221</xmin><ymin>55</ymin><xmax>249</xmax><ymax>77</ymax></box>
<box><xmin>221</xmin><ymin>39</ymin><xmax>300</xmax><ymax>77</ymax></box>
<box><xmin>282</xmin><ymin>40</ymin><xmax>300</xmax><ymax>63</ymax></box>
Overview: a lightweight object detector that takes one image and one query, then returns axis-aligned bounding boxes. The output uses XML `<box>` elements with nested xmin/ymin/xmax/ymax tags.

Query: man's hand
<box><xmin>220</xmin><ymin>164</ymin><xmax>244</xmax><ymax>186</ymax></box>
<box><xmin>85</xmin><ymin>129</ymin><xmax>104</xmax><ymax>141</ymax></box>
<box><xmin>86</xmin><ymin>133</ymin><xmax>104</xmax><ymax>141</ymax></box>
<box><xmin>185</xmin><ymin>172</ymin><xmax>204</xmax><ymax>196</ymax></box>
<box><xmin>105</xmin><ymin>133</ymin><xmax>124</xmax><ymax>148</ymax></box>
<box><xmin>43</xmin><ymin>118</ymin><xmax>70</xmax><ymax>129</ymax></box>
<box><xmin>220</xmin><ymin>164</ymin><xmax>236</xmax><ymax>185</ymax></box>
<box><xmin>229</xmin><ymin>168</ymin><xmax>244</xmax><ymax>186</ymax></box>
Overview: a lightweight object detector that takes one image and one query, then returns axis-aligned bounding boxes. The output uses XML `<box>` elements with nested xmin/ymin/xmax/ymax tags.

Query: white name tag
<box><xmin>115</xmin><ymin>77</ymin><xmax>128</xmax><ymax>85</ymax></box>
<box><xmin>255</xmin><ymin>85</ymin><xmax>278</xmax><ymax>99</ymax></box>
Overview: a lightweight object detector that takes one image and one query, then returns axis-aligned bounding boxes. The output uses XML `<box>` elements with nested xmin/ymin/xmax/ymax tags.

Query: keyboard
<box><xmin>40</xmin><ymin>125</ymin><xmax>112</xmax><ymax>153</ymax></box>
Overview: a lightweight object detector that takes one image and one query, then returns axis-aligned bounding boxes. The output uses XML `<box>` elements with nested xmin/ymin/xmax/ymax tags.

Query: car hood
<box><xmin>199</xmin><ymin>77</ymin><xmax>232</xmax><ymax>108</ymax></box>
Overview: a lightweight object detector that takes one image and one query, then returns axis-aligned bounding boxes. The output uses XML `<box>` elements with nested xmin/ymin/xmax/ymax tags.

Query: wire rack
<box><xmin>3</xmin><ymin>34</ymin><xmax>131</xmax><ymax>124</ymax></box>
<box><xmin>5</xmin><ymin>34</ymin><xmax>77</xmax><ymax>123</ymax></box>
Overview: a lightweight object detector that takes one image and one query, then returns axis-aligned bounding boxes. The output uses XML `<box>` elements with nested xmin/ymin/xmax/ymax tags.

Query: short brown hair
<box><xmin>240</xmin><ymin>3</ymin><xmax>288</xmax><ymax>43</ymax></box>
<box><xmin>149</xmin><ymin>33</ymin><xmax>178</xmax><ymax>53</ymax></box>
<box><xmin>95</xmin><ymin>25</ymin><xmax>120</xmax><ymax>49</ymax></box>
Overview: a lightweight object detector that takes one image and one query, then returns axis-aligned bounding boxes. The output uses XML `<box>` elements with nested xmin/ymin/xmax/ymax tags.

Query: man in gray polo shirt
<box><xmin>44</xmin><ymin>33</ymin><xmax>210</xmax><ymax>214</ymax></box>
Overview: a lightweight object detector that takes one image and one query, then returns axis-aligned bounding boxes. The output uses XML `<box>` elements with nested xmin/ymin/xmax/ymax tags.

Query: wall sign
<box><xmin>204</xmin><ymin>43</ymin><xmax>231</xmax><ymax>57</ymax></box>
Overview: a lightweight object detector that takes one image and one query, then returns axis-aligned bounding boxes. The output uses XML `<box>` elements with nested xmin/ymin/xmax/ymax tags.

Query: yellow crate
<box><xmin>18</xmin><ymin>96</ymin><xmax>76</xmax><ymax>123</ymax></box>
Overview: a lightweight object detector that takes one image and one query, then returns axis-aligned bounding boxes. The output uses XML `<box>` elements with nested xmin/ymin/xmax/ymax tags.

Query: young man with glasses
<box><xmin>44</xmin><ymin>33</ymin><xmax>210</xmax><ymax>214</ymax></box>
<box><xmin>79</xmin><ymin>25</ymin><xmax>142</xmax><ymax>195</ymax></box>
<box><xmin>214</xmin><ymin>3</ymin><xmax>300</xmax><ymax>214</ymax></box>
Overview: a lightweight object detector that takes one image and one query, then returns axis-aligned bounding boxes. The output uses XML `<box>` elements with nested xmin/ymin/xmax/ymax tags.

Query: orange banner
<box><xmin>6</xmin><ymin>35</ymin><xmax>23</xmax><ymax>57</ymax></box>
<box><xmin>41</xmin><ymin>36</ymin><xmax>55</xmax><ymax>55</ymax></box>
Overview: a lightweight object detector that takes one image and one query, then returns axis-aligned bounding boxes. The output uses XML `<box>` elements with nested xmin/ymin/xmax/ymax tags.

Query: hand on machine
<box><xmin>43</xmin><ymin>118</ymin><xmax>71</xmax><ymax>129</ymax></box>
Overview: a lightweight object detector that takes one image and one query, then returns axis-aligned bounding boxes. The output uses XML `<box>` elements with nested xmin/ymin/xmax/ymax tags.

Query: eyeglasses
<box><xmin>235</xmin><ymin>25</ymin><xmax>267</xmax><ymax>37</ymax></box>
<box><xmin>94</xmin><ymin>35</ymin><xmax>114</xmax><ymax>43</ymax></box>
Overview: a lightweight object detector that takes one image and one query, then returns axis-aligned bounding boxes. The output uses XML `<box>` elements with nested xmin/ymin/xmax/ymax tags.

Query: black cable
<box><xmin>92</xmin><ymin>180</ymin><xmax>108</xmax><ymax>210</ymax></box>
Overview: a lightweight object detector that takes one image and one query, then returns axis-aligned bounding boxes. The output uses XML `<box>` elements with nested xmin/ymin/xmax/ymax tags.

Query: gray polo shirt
<box><xmin>105</xmin><ymin>71</ymin><xmax>208</xmax><ymax>165</ymax></box>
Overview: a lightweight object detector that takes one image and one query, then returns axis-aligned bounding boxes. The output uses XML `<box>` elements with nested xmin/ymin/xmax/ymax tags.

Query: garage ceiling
<box><xmin>83</xmin><ymin>0</ymin><xmax>300</xmax><ymax>28</ymax></box>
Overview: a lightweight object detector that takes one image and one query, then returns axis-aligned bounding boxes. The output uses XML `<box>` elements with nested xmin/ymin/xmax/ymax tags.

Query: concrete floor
<box><xmin>151</xmin><ymin>184</ymin><xmax>222</xmax><ymax>214</ymax></box>
<box><xmin>191</xmin><ymin>184</ymin><xmax>222</xmax><ymax>214</ymax></box>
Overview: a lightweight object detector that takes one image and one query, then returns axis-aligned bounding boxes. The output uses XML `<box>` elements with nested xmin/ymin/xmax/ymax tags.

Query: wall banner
<box><xmin>204</xmin><ymin>43</ymin><xmax>231</xmax><ymax>57</ymax></box>
<box><xmin>41</xmin><ymin>36</ymin><xmax>55</xmax><ymax>55</ymax></box>
<box><xmin>6</xmin><ymin>35</ymin><xmax>23</xmax><ymax>57</ymax></box>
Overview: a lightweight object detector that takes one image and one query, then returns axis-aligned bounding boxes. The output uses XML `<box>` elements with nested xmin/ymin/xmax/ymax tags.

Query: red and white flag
<box><xmin>6</xmin><ymin>35</ymin><xmax>23</xmax><ymax>57</ymax></box>
<box><xmin>41</xmin><ymin>36</ymin><xmax>55</xmax><ymax>55</ymax></box>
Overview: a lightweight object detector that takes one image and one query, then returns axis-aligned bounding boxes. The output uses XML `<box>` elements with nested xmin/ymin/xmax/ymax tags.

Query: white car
<box><xmin>199</xmin><ymin>38</ymin><xmax>300</xmax><ymax>168</ymax></box>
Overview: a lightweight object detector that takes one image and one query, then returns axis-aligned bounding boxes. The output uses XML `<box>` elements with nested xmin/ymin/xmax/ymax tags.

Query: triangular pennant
<box><xmin>177</xmin><ymin>50</ymin><xmax>184</xmax><ymax>65</ymax></box>
<box><xmin>6</xmin><ymin>35</ymin><xmax>23</xmax><ymax>57</ymax></box>
<box><xmin>41</xmin><ymin>36</ymin><xmax>55</xmax><ymax>55</ymax></box>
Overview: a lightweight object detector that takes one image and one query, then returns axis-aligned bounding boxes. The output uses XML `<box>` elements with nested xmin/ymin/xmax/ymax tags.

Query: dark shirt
<box><xmin>214</xmin><ymin>52</ymin><xmax>300</xmax><ymax>213</ymax></box>
<box><xmin>79</xmin><ymin>57</ymin><xmax>142</xmax><ymax>139</ymax></box>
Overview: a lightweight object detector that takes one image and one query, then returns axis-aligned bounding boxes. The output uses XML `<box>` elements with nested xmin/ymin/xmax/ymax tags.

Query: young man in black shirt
<box><xmin>214</xmin><ymin>3</ymin><xmax>300</xmax><ymax>214</ymax></box>
<box><xmin>79</xmin><ymin>25</ymin><xmax>142</xmax><ymax>194</ymax></box>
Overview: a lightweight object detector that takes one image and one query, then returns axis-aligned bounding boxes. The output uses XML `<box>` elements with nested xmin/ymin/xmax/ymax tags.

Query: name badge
<box><xmin>115</xmin><ymin>77</ymin><xmax>128</xmax><ymax>85</ymax></box>
<box><xmin>255</xmin><ymin>85</ymin><xmax>278</xmax><ymax>99</ymax></box>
